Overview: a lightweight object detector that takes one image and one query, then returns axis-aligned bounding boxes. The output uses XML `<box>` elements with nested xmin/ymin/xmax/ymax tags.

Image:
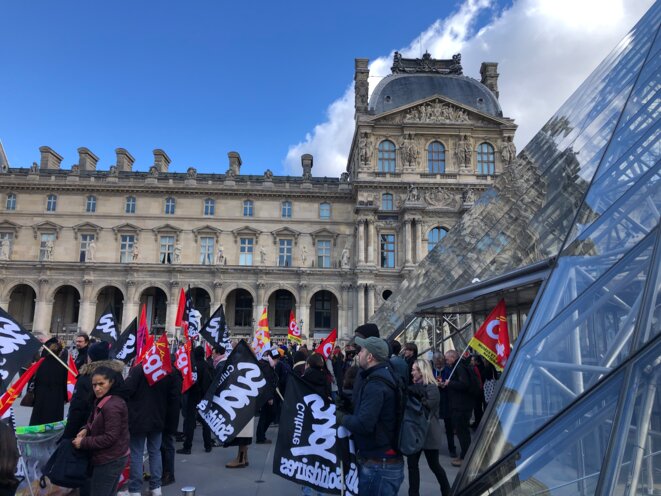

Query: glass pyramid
<box><xmin>454</xmin><ymin>3</ymin><xmax>660</xmax><ymax>494</ymax></box>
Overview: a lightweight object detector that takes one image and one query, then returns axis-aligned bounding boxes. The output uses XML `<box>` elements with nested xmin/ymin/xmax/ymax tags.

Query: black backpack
<box><xmin>366</xmin><ymin>369</ymin><xmax>432</xmax><ymax>456</ymax></box>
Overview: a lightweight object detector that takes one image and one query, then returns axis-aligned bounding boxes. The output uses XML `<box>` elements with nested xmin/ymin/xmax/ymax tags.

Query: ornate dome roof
<box><xmin>368</xmin><ymin>53</ymin><xmax>502</xmax><ymax>117</ymax></box>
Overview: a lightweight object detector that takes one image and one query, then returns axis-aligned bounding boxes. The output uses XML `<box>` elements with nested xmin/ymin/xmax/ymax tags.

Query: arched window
<box><xmin>319</xmin><ymin>202</ymin><xmax>331</xmax><ymax>219</ymax></box>
<box><xmin>281</xmin><ymin>200</ymin><xmax>292</xmax><ymax>218</ymax></box>
<box><xmin>381</xmin><ymin>193</ymin><xmax>394</xmax><ymax>210</ymax></box>
<box><xmin>477</xmin><ymin>142</ymin><xmax>495</xmax><ymax>175</ymax></box>
<box><xmin>46</xmin><ymin>194</ymin><xmax>57</xmax><ymax>212</ymax></box>
<box><xmin>428</xmin><ymin>141</ymin><xmax>446</xmax><ymax>173</ymax></box>
<box><xmin>428</xmin><ymin>226</ymin><xmax>448</xmax><ymax>252</ymax></box>
<box><xmin>86</xmin><ymin>195</ymin><xmax>97</xmax><ymax>213</ymax></box>
<box><xmin>378</xmin><ymin>140</ymin><xmax>396</xmax><ymax>173</ymax></box>
<box><xmin>164</xmin><ymin>197</ymin><xmax>176</xmax><ymax>215</ymax></box>
<box><xmin>243</xmin><ymin>200</ymin><xmax>254</xmax><ymax>217</ymax></box>
<box><xmin>5</xmin><ymin>193</ymin><xmax>16</xmax><ymax>211</ymax></box>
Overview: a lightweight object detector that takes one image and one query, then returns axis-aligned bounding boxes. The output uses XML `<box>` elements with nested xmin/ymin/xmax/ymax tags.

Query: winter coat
<box><xmin>74</xmin><ymin>346</ymin><xmax>89</xmax><ymax>371</ymax></box>
<box><xmin>446</xmin><ymin>361</ymin><xmax>474</xmax><ymax>412</ymax></box>
<box><xmin>63</xmin><ymin>359</ymin><xmax>125</xmax><ymax>438</ymax></box>
<box><xmin>79</xmin><ymin>394</ymin><xmax>130</xmax><ymax>466</ymax></box>
<box><xmin>409</xmin><ymin>383</ymin><xmax>443</xmax><ymax>450</ymax></box>
<box><xmin>164</xmin><ymin>368</ymin><xmax>182</xmax><ymax>435</ymax></box>
<box><xmin>29</xmin><ymin>354</ymin><xmax>67</xmax><ymax>426</ymax></box>
<box><xmin>302</xmin><ymin>367</ymin><xmax>331</xmax><ymax>399</ymax></box>
<box><xmin>341</xmin><ymin>363</ymin><xmax>399</xmax><ymax>459</ymax></box>
<box><xmin>124</xmin><ymin>365</ymin><xmax>172</xmax><ymax>434</ymax></box>
<box><xmin>258</xmin><ymin>359</ymin><xmax>278</xmax><ymax>401</ymax></box>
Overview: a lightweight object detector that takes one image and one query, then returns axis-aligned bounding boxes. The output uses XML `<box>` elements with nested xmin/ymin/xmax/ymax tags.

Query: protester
<box><xmin>470</xmin><ymin>355</ymin><xmax>485</xmax><ymax>430</ymax></box>
<box><xmin>255</xmin><ymin>347</ymin><xmax>280</xmax><ymax>444</ymax></box>
<box><xmin>441</xmin><ymin>350</ymin><xmax>473</xmax><ymax>467</ymax></box>
<box><xmin>64</xmin><ymin>341</ymin><xmax>124</xmax><ymax>439</ymax></box>
<box><xmin>73</xmin><ymin>333</ymin><xmax>90</xmax><ymax>371</ymax></box>
<box><xmin>292</xmin><ymin>350</ymin><xmax>307</xmax><ymax>377</ymax></box>
<box><xmin>274</xmin><ymin>350</ymin><xmax>292</xmax><ymax>423</ymax></box>
<box><xmin>402</xmin><ymin>342</ymin><xmax>418</xmax><ymax>383</ymax></box>
<box><xmin>161</xmin><ymin>365</ymin><xmax>182</xmax><ymax>486</ymax></box>
<box><xmin>73</xmin><ymin>366</ymin><xmax>129</xmax><ymax>496</ymax></box>
<box><xmin>0</xmin><ymin>421</ymin><xmax>20</xmax><ymax>496</ymax></box>
<box><xmin>338</xmin><ymin>336</ymin><xmax>403</xmax><ymax>495</ymax></box>
<box><xmin>407</xmin><ymin>359</ymin><xmax>451</xmax><ymax>496</ymax></box>
<box><xmin>389</xmin><ymin>340</ymin><xmax>409</xmax><ymax>383</ymax></box>
<box><xmin>331</xmin><ymin>346</ymin><xmax>344</xmax><ymax>391</ymax></box>
<box><xmin>178</xmin><ymin>346</ymin><xmax>213</xmax><ymax>454</ymax></box>
<box><xmin>433</xmin><ymin>352</ymin><xmax>457</xmax><ymax>458</ymax></box>
<box><xmin>211</xmin><ymin>345</ymin><xmax>227</xmax><ymax>373</ymax></box>
<box><xmin>29</xmin><ymin>337</ymin><xmax>68</xmax><ymax>426</ymax></box>
<box><xmin>123</xmin><ymin>362</ymin><xmax>173</xmax><ymax>495</ymax></box>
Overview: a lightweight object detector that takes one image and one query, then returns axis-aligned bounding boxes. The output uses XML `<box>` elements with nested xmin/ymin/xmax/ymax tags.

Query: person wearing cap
<box><xmin>255</xmin><ymin>347</ymin><xmax>280</xmax><ymax>444</ymax></box>
<box><xmin>337</xmin><ymin>336</ymin><xmax>404</xmax><ymax>495</ymax></box>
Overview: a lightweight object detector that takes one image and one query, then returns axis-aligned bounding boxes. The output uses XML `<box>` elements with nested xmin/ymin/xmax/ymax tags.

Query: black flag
<box><xmin>0</xmin><ymin>307</ymin><xmax>42</xmax><ymax>389</ymax></box>
<box><xmin>273</xmin><ymin>374</ymin><xmax>358</xmax><ymax>495</ymax></box>
<box><xmin>197</xmin><ymin>340</ymin><xmax>272</xmax><ymax>444</ymax></box>
<box><xmin>111</xmin><ymin>318</ymin><xmax>137</xmax><ymax>363</ymax></box>
<box><xmin>90</xmin><ymin>305</ymin><xmax>118</xmax><ymax>344</ymax></box>
<box><xmin>199</xmin><ymin>304</ymin><xmax>231</xmax><ymax>351</ymax></box>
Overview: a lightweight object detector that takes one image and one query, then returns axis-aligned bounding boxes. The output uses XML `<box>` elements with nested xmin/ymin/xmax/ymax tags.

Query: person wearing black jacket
<box><xmin>29</xmin><ymin>338</ymin><xmax>68</xmax><ymax>426</ymax></box>
<box><xmin>124</xmin><ymin>362</ymin><xmax>173</xmax><ymax>496</ymax></box>
<box><xmin>255</xmin><ymin>348</ymin><xmax>280</xmax><ymax>444</ymax></box>
<box><xmin>73</xmin><ymin>333</ymin><xmax>90</xmax><ymax>371</ymax></box>
<box><xmin>177</xmin><ymin>346</ymin><xmax>213</xmax><ymax>454</ymax></box>
<box><xmin>441</xmin><ymin>350</ymin><xmax>473</xmax><ymax>467</ymax></box>
<box><xmin>161</xmin><ymin>364</ymin><xmax>182</xmax><ymax>486</ymax></box>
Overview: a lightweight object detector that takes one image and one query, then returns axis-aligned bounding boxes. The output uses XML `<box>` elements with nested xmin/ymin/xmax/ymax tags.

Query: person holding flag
<box><xmin>177</xmin><ymin>346</ymin><xmax>213</xmax><ymax>455</ymax></box>
<box><xmin>440</xmin><ymin>349</ymin><xmax>473</xmax><ymax>468</ymax></box>
<box><xmin>255</xmin><ymin>348</ymin><xmax>280</xmax><ymax>445</ymax></box>
<box><xmin>29</xmin><ymin>338</ymin><xmax>68</xmax><ymax>426</ymax></box>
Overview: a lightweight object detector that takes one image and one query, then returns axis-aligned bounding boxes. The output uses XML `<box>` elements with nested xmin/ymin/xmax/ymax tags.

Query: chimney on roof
<box><xmin>77</xmin><ymin>147</ymin><xmax>99</xmax><ymax>171</ymax></box>
<box><xmin>480</xmin><ymin>62</ymin><xmax>499</xmax><ymax>99</ymax></box>
<box><xmin>354</xmin><ymin>59</ymin><xmax>369</xmax><ymax>115</ymax></box>
<box><xmin>153</xmin><ymin>149</ymin><xmax>171</xmax><ymax>173</ymax></box>
<box><xmin>115</xmin><ymin>148</ymin><xmax>135</xmax><ymax>172</ymax></box>
<box><xmin>39</xmin><ymin>146</ymin><xmax>63</xmax><ymax>170</ymax></box>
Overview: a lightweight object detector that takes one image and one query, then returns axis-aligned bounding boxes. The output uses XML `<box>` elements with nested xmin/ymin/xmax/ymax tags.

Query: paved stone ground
<box><xmin>13</xmin><ymin>403</ymin><xmax>463</xmax><ymax>495</ymax></box>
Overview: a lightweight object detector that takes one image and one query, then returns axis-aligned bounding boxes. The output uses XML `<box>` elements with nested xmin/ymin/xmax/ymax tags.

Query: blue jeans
<box><xmin>129</xmin><ymin>431</ymin><xmax>162</xmax><ymax>492</ymax></box>
<box><xmin>358</xmin><ymin>459</ymin><xmax>404</xmax><ymax>496</ymax></box>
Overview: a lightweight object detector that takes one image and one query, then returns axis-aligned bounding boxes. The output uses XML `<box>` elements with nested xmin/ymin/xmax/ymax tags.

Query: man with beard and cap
<box><xmin>337</xmin><ymin>336</ymin><xmax>403</xmax><ymax>495</ymax></box>
<box><xmin>177</xmin><ymin>346</ymin><xmax>214</xmax><ymax>454</ymax></box>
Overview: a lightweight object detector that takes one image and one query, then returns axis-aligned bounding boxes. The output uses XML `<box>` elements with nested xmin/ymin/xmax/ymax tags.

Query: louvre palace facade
<box><xmin>0</xmin><ymin>53</ymin><xmax>516</xmax><ymax>342</ymax></box>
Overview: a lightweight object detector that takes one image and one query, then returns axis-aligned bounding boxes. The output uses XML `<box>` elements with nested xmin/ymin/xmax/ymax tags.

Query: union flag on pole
<box><xmin>142</xmin><ymin>333</ymin><xmax>173</xmax><ymax>386</ymax></box>
<box><xmin>252</xmin><ymin>307</ymin><xmax>271</xmax><ymax>359</ymax></box>
<box><xmin>0</xmin><ymin>358</ymin><xmax>44</xmax><ymax>417</ymax></box>
<box><xmin>287</xmin><ymin>310</ymin><xmax>302</xmax><ymax>344</ymax></box>
<box><xmin>468</xmin><ymin>299</ymin><xmax>511</xmax><ymax>371</ymax></box>
<box><xmin>315</xmin><ymin>328</ymin><xmax>337</xmax><ymax>359</ymax></box>
<box><xmin>66</xmin><ymin>353</ymin><xmax>79</xmax><ymax>401</ymax></box>
<box><xmin>174</xmin><ymin>338</ymin><xmax>195</xmax><ymax>393</ymax></box>
<box><xmin>136</xmin><ymin>305</ymin><xmax>149</xmax><ymax>359</ymax></box>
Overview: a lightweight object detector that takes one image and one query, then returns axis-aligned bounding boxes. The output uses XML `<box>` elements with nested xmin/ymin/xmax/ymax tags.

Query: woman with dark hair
<box><xmin>29</xmin><ymin>338</ymin><xmax>68</xmax><ymax>426</ymax></box>
<box><xmin>72</xmin><ymin>366</ymin><xmax>129</xmax><ymax>496</ymax></box>
<box><xmin>0</xmin><ymin>421</ymin><xmax>20</xmax><ymax>496</ymax></box>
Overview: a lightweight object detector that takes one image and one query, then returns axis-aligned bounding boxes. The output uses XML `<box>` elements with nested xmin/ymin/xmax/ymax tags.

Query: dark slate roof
<box><xmin>369</xmin><ymin>73</ymin><xmax>502</xmax><ymax>117</ymax></box>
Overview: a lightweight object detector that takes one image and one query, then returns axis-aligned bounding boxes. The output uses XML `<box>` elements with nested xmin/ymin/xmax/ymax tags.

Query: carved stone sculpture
<box><xmin>260</xmin><ymin>245</ymin><xmax>267</xmax><ymax>265</ymax></box>
<box><xmin>358</xmin><ymin>133</ymin><xmax>373</xmax><ymax>168</ymax></box>
<box><xmin>70</xmin><ymin>164</ymin><xmax>80</xmax><ymax>175</ymax></box>
<box><xmin>425</xmin><ymin>188</ymin><xmax>461</xmax><ymax>209</ymax></box>
<box><xmin>403</xmin><ymin>101</ymin><xmax>470</xmax><ymax>124</ymax></box>
<box><xmin>87</xmin><ymin>239</ymin><xmax>96</xmax><ymax>262</ymax></box>
<box><xmin>108</xmin><ymin>165</ymin><xmax>118</xmax><ymax>177</ymax></box>
<box><xmin>456</xmin><ymin>135</ymin><xmax>473</xmax><ymax>171</ymax></box>
<box><xmin>216</xmin><ymin>243</ymin><xmax>225</xmax><ymax>265</ymax></box>
<box><xmin>173</xmin><ymin>243</ymin><xmax>182</xmax><ymax>264</ymax></box>
<box><xmin>463</xmin><ymin>187</ymin><xmax>476</xmax><ymax>204</ymax></box>
<box><xmin>187</xmin><ymin>167</ymin><xmax>197</xmax><ymax>179</ymax></box>
<box><xmin>264</xmin><ymin>169</ymin><xmax>273</xmax><ymax>180</ymax></box>
<box><xmin>30</xmin><ymin>162</ymin><xmax>39</xmax><ymax>173</ymax></box>
<box><xmin>0</xmin><ymin>240</ymin><xmax>9</xmax><ymax>260</ymax></box>
<box><xmin>44</xmin><ymin>240</ymin><xmax>54</xmax><ymax>261</ymax></box>
<box><xmin>501</xmin><ymin>136</ymin><xmax>517</xmax><ymax>165</ymax></box>
<box><xmin>406</xmin><ymin>185</ymin><xmax>421</xmax><ymax>202</ymax></box>
<box><xmin>400</xmin><ymin>133</ymin><xmax>418</xmax><ymax>169</ymax></box>
<box><xmin>149</xmin><ymin>165</ymin><xmax>159</xmax><ymax>177</ymax></box>
<box><xmin>341</xmin><ymin>246</ymin><xmax>350</xmax><ymax>269</ymax></box>
<box><xmin>300</xmin><ymin>245</ymin><xmax>308</xmax><ymax>265</ymax></box>
<box><xmin>132</xmin><ymin>243</ymin><xmax>140</xmax><ymax>261</ymax></box>
<box><xmin>340</xmin><ymin>172</ymin><xmax>349</xmax><ymax>183</ymax></box>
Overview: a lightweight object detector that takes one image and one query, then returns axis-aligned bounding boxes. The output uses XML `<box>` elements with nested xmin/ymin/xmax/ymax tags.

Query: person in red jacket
<box><xmin>73</xmin><ymin>366</ymin><xmax>129</xmax><ymax>496</ymax></box>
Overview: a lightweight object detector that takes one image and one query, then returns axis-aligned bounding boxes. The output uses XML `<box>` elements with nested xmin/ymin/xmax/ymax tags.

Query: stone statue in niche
<box><xmin>173</xmin><ymin>243</ymin><xmax>182</xmax><ymax>264</ymax></box>
<box><xmin>456</xmin><ymin>135</ymin><xmax>473</xmax><ymax>171</ymax></box>
<box><xmin>132</xmin><ymin>242</ymin><xmax>140</xmax><ymax>261</ymax></box>
<box><xmin>44</xmin><ymin>240</ymin><xmax>54</xmax><ymax>261</ymax></box>
<box><xmin>300</xmin><ymin>245</ymin><xmax>308</xmax><ymax>265</ymax></box>
<box><xmin>341</xmin><ymin>246</ymin><xmax>350</xmax><ymax>269</ymax></box>
<box><xmin>260</xmin><ymin>245</ymin><xmax>267</xmax><ymax>265</ymax></box>
<box><xmin>0</xmin><ymin>240</ymin><xmax>9</xmax><ymax>260</ymax></box>
<box><xmin>358</xmin><ymin>133</ymin><xmax>373</xmax><ymax>167</ymax></box>
<box><xmin>216</xmin><ymin>243</ymin><xmax>225</xmax><ymax>265</ymax></box>
<box><xmin>463</xmin><ymin>187</ymin><xmax>476</xmax><ymax>204</ymax></box>
<box><xmin>501</xmin><ymin>136</ymin><xmax>517</xmax><ymax>165</ymax></box>
<box><xmin>406</xmin><ymin>185</ymin><xmax>421</xmax><ymax>202</ymax></box>
<box><xmin>87</xmin><ymin>239</ymin><xmax>96</xmax><ymax>262</ymax></box>
<box><xmin>400</xmin><ymin>133</ymin><xmax>418</xmax><ymax>168</ymax></box>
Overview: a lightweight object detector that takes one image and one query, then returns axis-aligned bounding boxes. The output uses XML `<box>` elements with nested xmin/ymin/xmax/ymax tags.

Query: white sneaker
<box><xmin>151</xmin><ymin>488</ymin><xmax>162</xmax><ymax>496</ymax></box>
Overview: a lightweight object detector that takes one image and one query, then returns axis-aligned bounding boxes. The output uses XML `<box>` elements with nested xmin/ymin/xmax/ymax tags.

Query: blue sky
<box><xmin>0</xmin><ymin>0</ymin><xmax>651</xmax><ymax>176</ymax></box>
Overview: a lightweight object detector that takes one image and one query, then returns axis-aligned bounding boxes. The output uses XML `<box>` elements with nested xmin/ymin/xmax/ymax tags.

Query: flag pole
<box><xmin>446</xmin><ymin>342</ymin><xmax>471</xmax><ymax>383</ymax></box>
<box><xmin>41</xmin><ymin>344</ymin><xmax>77</xmax><ymax>376</ymax></box>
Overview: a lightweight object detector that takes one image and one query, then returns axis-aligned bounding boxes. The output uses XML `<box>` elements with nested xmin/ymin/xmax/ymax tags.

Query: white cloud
<box><xmin>284</xmin><ymin>0</ymin><xmax>653</xmax><ymax>177</ymax></box>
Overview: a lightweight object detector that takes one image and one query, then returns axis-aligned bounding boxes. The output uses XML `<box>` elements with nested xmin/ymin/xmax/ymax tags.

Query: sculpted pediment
<box><xmin>310</xmin><ymin>228</ymin><xmax>339</xmax><ymax>246</ymax></box>
<box><xmin>32</xmin><ymin>221</ymin><xmax>63</xmax><ymax>239</ymax></box>
<box><xmin>369</xmin><ymin>96</ymin><xmax>509</xmax><ymax>127</ymax></box>
<box><xmin>192</xmin><ymin>225</ymin><xmax>222</xmax><ymax>241</ymax></box>
<box><xmin>152</xmin><ymin>223</ymin><xmax>182</xmax><ymax>241</ymax></box>
<box><xmin>271</xmin><ymin>227</ymin><xmax>301</xmax><ymax>245</ymax></box>
<box><xmin>0</xmin><ymin>220</ymin><xmax>21</xmax><ymax>237</ymax></box>
<box><xmin>72</xmin><ymin>222</ymin><xmax>103</xmax><ymax>239</ymax></box>
<box><xmin>232</xmin><ymin>226</ymin><xmax>262</xmax><ymax>243</ymax></box>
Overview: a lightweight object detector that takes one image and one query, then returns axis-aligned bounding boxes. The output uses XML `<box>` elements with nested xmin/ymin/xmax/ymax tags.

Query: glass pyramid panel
<box><xmin>465</xmin><ymin>368</ymin><xmax>623</xmax><ymax>496</ymax></box>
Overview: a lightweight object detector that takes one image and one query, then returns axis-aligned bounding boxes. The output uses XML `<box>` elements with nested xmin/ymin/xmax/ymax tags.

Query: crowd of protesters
<box><xmin>4</xmin><ymin>323</ymin><xmax>499</xmax><ymax>496</ymax></box>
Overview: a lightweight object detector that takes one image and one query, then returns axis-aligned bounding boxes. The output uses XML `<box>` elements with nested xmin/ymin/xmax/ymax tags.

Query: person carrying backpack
<box><xmin>407</xmin><ymin>359</ymin><xmax>451</xmax><ymax>496</ymax></box>
<box><xmin>336</xmin><ymin>336</ymin><xmax>404</xmax><ymax>496</ymax></box>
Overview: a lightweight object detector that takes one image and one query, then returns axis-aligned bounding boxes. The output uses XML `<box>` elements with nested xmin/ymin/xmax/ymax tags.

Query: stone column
<box><xmin>367</xmin><ymin>283</ymin><xmax>376</xmax><ymax>319</ymax></box>
<box><xmin>340</xmin><ymin>282</ymin><xmax>352</xmax><ymax>341</ymax></box>
<box><xmin>296</xmin><ymin>282</ymin><xmax>309</xmax><ymax>341</ymax></box>
<box><xmin>122</xmin><ymin>280</ymin><xmax>139</xmax><ymax>330</ymax></box>
<box><xmin>357</xmin><ymin>220</ymin><xmax>366</xmax><ymax>265</ymax></box>
<box><xmin>404</xmin><ymin>219</ymin><xmax>412</xmax><ymax>265</ymax></box>
<box><xmin>213</xmin><ymin>280</ymin><xmax>223</xmax><ymax>308</ymax></box>
<box><xmin>166</xmin><ymin>281</ymin><xmax>180</xmax><ymax>335</ymax></box>
<box><xmin>367</xmin><ymin>219</ymin><xmax>376</xmax><ymax>265</ymax></box>
<box><xmin>78</xmin><ymin>278</ymin><xmax>96</xmax><ymax>334</ymax></box>
<box><xmin>33</xmin><ymin>278</ymin><xmax>53</xmax><ymax>334</ymax></box>
<box><xmin>254</xmin><ymin>281</ymin><xmax>266</xmax><ymax>328</ymax></box>
<box><xmin>356</xmin><ymin>283</ymin><xmax>365</xmax><ymax>326</ymax></box>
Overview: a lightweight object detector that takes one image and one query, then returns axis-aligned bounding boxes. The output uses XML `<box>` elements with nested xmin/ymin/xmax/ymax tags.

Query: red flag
<box><xmin>315</xmin><ymin>329</ymin><xmax>337</xmax><ymax>359</ymax></box>
<box><xmin>136</xmin><ymin>334</ymin><xmax>155</xmax><ymax>367</ymax></box>
<box><xmin>142</xmin><ymin>334</ymin><xmax>173</xmax><ymax>386</ymax></box>
<box><xmin>117</xmin><ymin>457</ymin><xmax>130</xmax><ymax>490</ymax></box>
<box><xmin>468</xmin><ymin>299</ymin><xmax>511</xmax><ymax>371</ymax></box>
<box><xmin>204</xmin><ymin>341</ymin><xmax>213</xmax><ymax>360</ymax></box>
<box><xmin>174</xmin><ymin>339</ymin><xmax>195</xmax><ymax>393</ymax></box>
<box><xmin>136</xmin><ymin>306</ymin><xmax>149</xmax><ymax>359</ymax></box>
<box><xmin>0</xmin><ymin>358</ymin><xmax>44</xmax><ymax>417</ymax></box>
<box><xmin>287</xmin><ymin>310</ymin><xmax>302</xmax><ymax>344</ymax></box>
<box><xmin>66</xmin><ymin>353</ymin><xmax>79</xmax><ymax>402</ymax></box>
<box><xmin>175</xmin><ymin>288</ymin><xmax>186</xmax><ymax>327</ymax></box>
